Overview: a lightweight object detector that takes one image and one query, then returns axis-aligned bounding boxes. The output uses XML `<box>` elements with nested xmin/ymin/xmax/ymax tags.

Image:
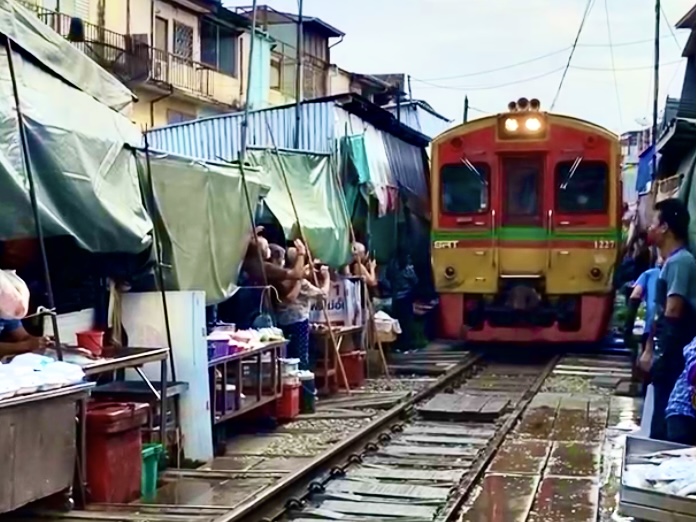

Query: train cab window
<box><xmin>555</xmin><ymin>161</ymin><xmax>608</xmax><ymax>213</ymax></box>
<box><xmin>502</xmin><ymin>157</ymin><xmax>542</xmax><ymax>225</ymax></box>
<box><xmin>440</xmin><ymin>162</ymin><xmax>489</xmax><ymax>214</ymax></box>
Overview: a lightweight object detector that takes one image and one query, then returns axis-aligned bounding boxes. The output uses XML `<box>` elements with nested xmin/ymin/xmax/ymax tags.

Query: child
<box><xmin>275</xmin><ymin>247</ymin><xmax>330</xmax><ymax>370</ymax></box>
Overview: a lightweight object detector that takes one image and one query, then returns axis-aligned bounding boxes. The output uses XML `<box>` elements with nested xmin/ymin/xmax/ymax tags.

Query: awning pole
<box><xmin>334</xmin><ymin>131</ymin><xmax>390</xmax><ymax>378</ymax></box>
<box><xmin>264</xmin><ymin>116</ymin><xmax>351</xmax><ymax>393</ymax></box>
<box><xmin>140</xmin><ymin>132</ymin><xmax>175</xmax><ymax>451</ymax></box>
<box><xmin>4</xmin><ymin>37</ymin><xmax>63</xmax><ymax>361</ymax></box>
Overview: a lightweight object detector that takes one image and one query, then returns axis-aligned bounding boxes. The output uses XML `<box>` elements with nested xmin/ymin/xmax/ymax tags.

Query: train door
<box><xmin>498</xmin><ymin>155</ymin><xmax>548</xmax><ymax>274</ymax></box>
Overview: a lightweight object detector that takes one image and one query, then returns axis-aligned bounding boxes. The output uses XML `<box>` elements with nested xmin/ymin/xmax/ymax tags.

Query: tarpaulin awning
<box><xmin>1</xmin><ymin>0</ymin><xmax>134</xmax><ymax>111</ymax></box>
<box><xmin>139</xmin><ymin>152</ymin><xmax>269</xmax><ymax>305</ymax></box>
<box><xmin>0</xmin><ymin>12</ymin><xmax>151</xmax><ymax>253</ymax></box>
<box><xmin>247</xmin><ymin>149</ymin><xmax>351</xmax><ymax>267</ymax></box>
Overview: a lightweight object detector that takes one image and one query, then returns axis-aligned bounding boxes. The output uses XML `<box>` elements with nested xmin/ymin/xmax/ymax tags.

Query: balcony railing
<box><xmin>17</xmin><ymin>0</ymin><xmax>215</xmax><ymax>100</ymax></box>
<box><xmin>270</xmin><ymin>41</ymin><xmax>328</xmax><ymax>99</ymax></box>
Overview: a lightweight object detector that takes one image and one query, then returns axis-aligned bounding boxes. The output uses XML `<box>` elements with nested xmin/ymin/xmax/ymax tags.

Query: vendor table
<box><xmin>0</xmin><ymin>383</ymin><xmax>94</xmax><ymax>514</ymax></box>
<box><xmin>311</xmin><ymin>325</ymin><xmax>363</xmax><ymax>395</ymax></box>
<box><xmin>208</xmin><ymin>341</ymin><xmax>286</xmax><ymax>425</ymax></box>
<box><xmin>83</xmin><ymin>347</ymin><xmax>172</xmax><ymax>446</ymax></box>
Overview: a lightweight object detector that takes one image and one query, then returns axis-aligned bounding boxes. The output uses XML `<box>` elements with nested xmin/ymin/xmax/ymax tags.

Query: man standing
<box><xmin>640</xmin><ymin>198</ymin><xmax>696</xmax><ymax>440</ymax></box>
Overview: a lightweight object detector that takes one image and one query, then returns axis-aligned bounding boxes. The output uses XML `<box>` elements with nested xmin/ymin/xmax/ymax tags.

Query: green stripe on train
<box><xmin>432</xmin><ymin>227</ymin><xmax>620</xmax><ymax>241</ymax></box>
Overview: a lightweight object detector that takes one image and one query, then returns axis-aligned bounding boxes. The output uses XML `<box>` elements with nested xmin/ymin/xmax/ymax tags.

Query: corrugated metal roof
<box><xmin>385</xmin><ymin>103</ymin><xmax>453</xmax><ymax>139</ymax></box>
<box><xmin>147</xmin><ymin>101</ymin><xmax>336</xmax><ymax>161</ymax></box>
<box><xmin>146</xmin><ymin>93</ymin><xmax>431</xmax><ymax>204</ymax></box>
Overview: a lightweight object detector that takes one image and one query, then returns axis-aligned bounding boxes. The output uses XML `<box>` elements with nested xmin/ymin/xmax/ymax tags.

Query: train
<box><xmin>431</xmin><ymin>97</ymin><xmax>622</xmax><ymax>344</ymax></box>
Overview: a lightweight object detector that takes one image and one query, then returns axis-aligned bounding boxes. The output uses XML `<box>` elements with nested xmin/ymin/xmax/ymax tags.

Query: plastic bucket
<box><xmin>141</xmin><ymin>443</ymin><xmax>164</xmax><ymax>500</ymax></box>
<box><xmin>76</xmin><ymin>330</ymin><xmax>104</xmax><ymax>357</ymax></box>
<box><xmin>299</xmin><ymin>374</ymin><xmax>316</xmax><ymax>414</ymax></box>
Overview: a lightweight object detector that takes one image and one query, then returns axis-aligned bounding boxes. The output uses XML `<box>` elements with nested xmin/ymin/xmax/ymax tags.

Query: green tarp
<box><xmin>0</xmin><ymin>0</ymin><xmax>152</xmax><ymax>253</ymax></box>
<box><xmin>140</xmin><ymin>152</ymin><xmax>269</xmax><ymax>305</ymax></box>
<box><xmin>247</xmin><ymin>149</ymin><xmax>351</xmax><ymax>268</ymax></box>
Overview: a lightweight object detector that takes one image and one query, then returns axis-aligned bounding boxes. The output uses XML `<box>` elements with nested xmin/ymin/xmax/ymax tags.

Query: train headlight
<box><xmin>589</xmin><ymin>267</ymin><xmax>603</xmax><ymax>281</ymax></box>
<box><xmin>525</xmin><ymin>117</ymin><xmax>542</xmax><ymax>131</ymax></box>
<box><xmin>504</xmin><ymin>118</ymin><xmax>519</xmax><ymax>132</ymax></box>
<box><xmin>444</xmin><ymin>266</ymin><xmax>456</xmax><ymax>279</ymax></box>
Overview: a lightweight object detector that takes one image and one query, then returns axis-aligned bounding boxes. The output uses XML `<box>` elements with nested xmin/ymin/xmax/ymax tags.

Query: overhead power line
<box><xmin>419</xmin><ymin>34</ymin><xmax>681</xmax><ymax>82</ymax></box>
<box><xmin>551</xmin><ymin>0</ymin><xmax>596</xmax><ymax>110</ymax></box>
<box><xmin>410</xmin><ymin>60</ymin><xmax>683</xmax><ymax>92</ymax></box>
<box><xmin>604</xmin><ymin>0</ymin><xmax>623</xmax><ymax>128</ymax></box>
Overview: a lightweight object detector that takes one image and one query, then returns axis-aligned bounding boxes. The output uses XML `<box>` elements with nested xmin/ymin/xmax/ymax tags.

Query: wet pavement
<box><xmin>461</xmin><ymin>354</ymin><xmax>643</xmax><ymax>522</ymax></box>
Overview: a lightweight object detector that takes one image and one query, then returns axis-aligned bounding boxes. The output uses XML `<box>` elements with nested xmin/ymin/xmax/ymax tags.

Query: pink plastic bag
<box><xmin>0</xmin><ymin>270</ymin><xmax>29</xmax><ymax>319</ymax></box>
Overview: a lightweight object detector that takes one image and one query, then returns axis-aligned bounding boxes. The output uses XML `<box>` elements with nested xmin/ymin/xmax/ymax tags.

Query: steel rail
<box><xmin>438</xmin><ymin>354</ymin><xmax>561</xmax><ymax>521</ymax></box>
<box><xmin>211</xmin><ymin>352</ymin><xmax>484</xmax><ymax>522</ymax></box>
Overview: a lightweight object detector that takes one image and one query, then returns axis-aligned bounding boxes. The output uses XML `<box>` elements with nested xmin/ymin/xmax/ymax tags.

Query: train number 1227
<box><xmin>594</xmin><ymin>240</ymin><xmax>616</xmax><ymax>249</ymax></box>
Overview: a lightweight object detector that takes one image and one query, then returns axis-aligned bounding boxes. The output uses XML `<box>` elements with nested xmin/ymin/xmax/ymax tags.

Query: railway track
<box><xmin>19</xmin><ymin>346</ymin><xmax>635</xmax><ymax>522</ymax></box>
<box><xmin>246</xmin><ymin>353</ymin><xmax>558</xmax><ymax>522</ymax></box>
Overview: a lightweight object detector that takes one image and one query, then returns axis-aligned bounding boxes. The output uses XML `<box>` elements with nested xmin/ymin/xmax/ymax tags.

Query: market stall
<box><xmin>206</xmin><ymin>326</ymin><xmax>287</xmax><ymax>453</ymax></box>
<box><xmin>311</xmin><ymin>324</ymin><xmax>363</xmax><ymax>395</ymax></box>
<box><xmin>620</xmin><ymin>434</ymin><xmax>696</xmax><ymax>521</ymax></box>
<box><xmin>0</xmin><ymin>357</ymin><xmax>94</xmax><ymax>514</ymax></box>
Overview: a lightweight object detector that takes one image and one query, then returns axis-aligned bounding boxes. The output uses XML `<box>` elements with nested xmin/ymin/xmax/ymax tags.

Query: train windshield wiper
<box><xmin>461</xmin><ymin>158</ymin><xmax>488</xmax><ymax>186</ymax></box>
<box><xmin>560</xmin><ymin>156</ymin><xmax>583</xmax><ymax>190</ymax></box>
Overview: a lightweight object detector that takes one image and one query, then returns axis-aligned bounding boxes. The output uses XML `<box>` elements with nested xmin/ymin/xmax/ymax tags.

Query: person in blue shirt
<box><xmin>0</xmin><ymin>317</ymin><xmax>51</xmax><ymax>358</ymax></box>
<box><xmin>627</xmin><ymin>259</ymin><xmax>661</xmax><ymax>387</ymax></box>
<box><xmin>665</xmin><ymin>337</ymin><xmax>696</xmax><ymax>444</ymax></box>
<box><xmin>642</xmin><ymin>198</ymin><xmax>696</xmax><ymax>441</ymax></box>
<box><xmin>630</xmin><ymin>258</ymin><xmax>662</xmax><ymax>342</ymax></box>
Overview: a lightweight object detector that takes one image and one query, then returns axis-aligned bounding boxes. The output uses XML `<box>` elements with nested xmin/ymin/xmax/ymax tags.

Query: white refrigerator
<box><xmin>121</xmin><ymin>291</ymin><xmax>213</xmax><ymax>462</ymax></box>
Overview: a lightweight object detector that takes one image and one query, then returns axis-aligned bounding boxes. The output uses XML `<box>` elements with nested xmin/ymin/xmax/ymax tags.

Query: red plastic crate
<box><xmin>276</xmin><ymin>383</ymin><xmax>300</xmax><ymax>421</ymax></box>
<box><xmin>86</xmin><ymin>402</ymin><xmax>149</xmax><ymax>504</ymax></box>
<box><xmin>339</xmin><ymin>351</ymin><xmax>366</xmax><ymax>389</ymax></box>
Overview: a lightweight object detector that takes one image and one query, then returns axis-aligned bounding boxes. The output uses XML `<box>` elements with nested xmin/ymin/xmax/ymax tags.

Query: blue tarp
<box><xmin>636</xmin><ymin>145</ymin><xmax>656</xmax><ymax>194</ymax></box>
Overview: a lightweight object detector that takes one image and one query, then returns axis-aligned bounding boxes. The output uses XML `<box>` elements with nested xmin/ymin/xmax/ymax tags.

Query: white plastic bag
<box><xmin>0</xmin><ymin>270</ymin><xmax>29</xmax><ymax>319</ymax></box>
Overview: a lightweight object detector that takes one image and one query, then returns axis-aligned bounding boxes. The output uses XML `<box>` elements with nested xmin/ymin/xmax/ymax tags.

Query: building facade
<box><xmin>20</xmin><ymin>0</ymin><xmax>286</xmax><ymax>128</ymax></box>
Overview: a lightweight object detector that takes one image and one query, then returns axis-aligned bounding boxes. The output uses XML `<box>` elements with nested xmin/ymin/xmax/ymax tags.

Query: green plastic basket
<box><xmin>141</xmin><ymin>443</ymin><xmax>164</xmax><ymax>500</ymax></box>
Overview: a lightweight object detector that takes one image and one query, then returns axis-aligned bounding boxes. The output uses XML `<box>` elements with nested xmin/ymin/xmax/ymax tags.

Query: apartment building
<box><xmin>235</xmin><ymin>5</ymin><xmax>344</xmax><ymax>102</ymax></box>
<box><xmin>20</xmin><ymin>0</ymin><xmax>284</xmax><ymax>128</ymax></box>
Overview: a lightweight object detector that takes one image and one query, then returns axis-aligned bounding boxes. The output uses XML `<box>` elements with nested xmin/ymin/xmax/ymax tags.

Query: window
<box><xmin>167</xmin><ymin>109</ymin><xmax>196</xmax><ymax>125</ymax></box>
<box><xmin>270</xmin><ymin>57</ymin><xmax>281</xmax><ymax>89</ymax></box>
<box><xmin>440</xmin><ymin>162</ymin><xmax>489</xmax><ymax>214</ymax></box>
<box><xmin>503</xmin><ymin>157</ymin><xmax>542</xmax><ymax>224</ymax></box>
<box><xmin>173</xmin><ymin>21</ymin><xmax>193</xmax><ymax>59</ymax></box>
<box><xmin>200</xmin><ymin>20</ymin><xmax>238</xmax><ymax>76</ymax></box>
<box><xmin>155</xmin><ymin>17</ymin><xmax>168</xmax><ymax>51</ymax></box>
<box><xmin>555</xmin><ymin>161</ymin><xmax>608</xmax><ymax>213</ymax></box>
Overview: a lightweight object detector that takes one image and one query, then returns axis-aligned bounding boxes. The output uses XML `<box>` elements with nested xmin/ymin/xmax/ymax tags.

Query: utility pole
<box><xmin>463</xmin><ymin>96</ymin><xmax>469</xmax><ymax>123</ymax></box>
<box><xmin>651</xmin><ymin>0</ymin><xmax>660</xmax><ymax>179</ymax></box>
<box><xmin>293</xmin><ymin>0</ymin><xmax>304</xmax><ymax>149</ymax></box>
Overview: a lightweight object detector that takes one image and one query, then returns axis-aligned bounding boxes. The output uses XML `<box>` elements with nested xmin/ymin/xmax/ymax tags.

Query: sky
<box><xmin>226</xmin><ymin>0</ymin><xmax>694</xmax><ymax>134</ymax></box>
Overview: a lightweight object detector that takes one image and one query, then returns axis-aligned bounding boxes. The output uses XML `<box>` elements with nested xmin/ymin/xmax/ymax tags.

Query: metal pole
<box><xmin>651</xmin><ymin>0</ymin><xmax>660</xmax><ymax>179</ymax></box>
<box><xmin>240</xmin><ymin>0</ymin><xmax>258</xmax><ymax>161</ymax></box>
<box><xmin>293</xmin><ymin>0</ymin><xmax>304</xmax><ymax>149</ymax></box>
<box><xmin>4</xmin><ymin>38</ymin><xmax>63</xmax><ymax>360</ymax></box>
<box><xmin>463</xmin><ymin>96</ymin><xmax>469</xmax><ymax>123</ymax></box>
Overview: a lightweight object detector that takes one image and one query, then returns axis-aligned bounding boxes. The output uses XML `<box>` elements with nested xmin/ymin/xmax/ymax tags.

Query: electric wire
<box><xmin>551</xmin><ymin>0</ymin><xmax>596</xmax><ymax>110</ymax></box>
<box><xmin>604</xmin><ymin>0</ymin><xmax>623</xmax><ymax>129</ymax></box>
<box><xmin>410</xmin><ymin>60</ymin><xmax>683</xmax><ymax>92</ymax></box>
<box><xmin>418</xmin><ymin>34</ymin><xmax>679</xmax><ymax>82</ymax></box>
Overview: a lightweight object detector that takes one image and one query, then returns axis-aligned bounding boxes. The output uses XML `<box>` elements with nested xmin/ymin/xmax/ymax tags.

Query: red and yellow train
<box><xmin>431</xmin><ymin>98</ymin><xmax>622</xmax><ymax>344</ymax></box>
